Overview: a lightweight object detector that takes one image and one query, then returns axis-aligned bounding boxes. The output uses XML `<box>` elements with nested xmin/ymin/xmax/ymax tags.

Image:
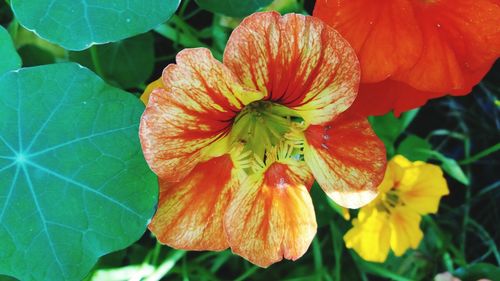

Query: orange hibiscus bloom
<box><xmin>139</xmin><ymin>12</ymin><xmax>386</xmax><ymax>267</ymax></box>
<box><xmin>314</xmin><ymin>0</ymin><xmax>500</xmax><ymax>116</ymax></box>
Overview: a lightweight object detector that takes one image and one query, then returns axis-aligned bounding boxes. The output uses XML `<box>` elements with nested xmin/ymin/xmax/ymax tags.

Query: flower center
<box><xmin>229</xmin><ymin>101</ymin><xmax>305</xmax><ymax>172</ymax></box>
<box><xmin>377</xmin><ymin>187</ymin><xmax>404</xmax><ymax>212</ymax></box>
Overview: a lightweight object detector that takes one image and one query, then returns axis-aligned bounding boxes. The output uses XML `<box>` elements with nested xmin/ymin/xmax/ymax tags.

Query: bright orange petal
<box><xmin>224</xmin><ymin>162</ymin><xmax>317</xmax><ymax>267</ymax></box>
<box><xmin>313</xmin><ymin>0</ymin><xmax>423</xmax><ymax>83</ymax></box>
<box><xmin>314</xmin><ymin>0</ymin><xmax>500</xmax><ymax>115</ymax></box>
<box><xmin>140</xmin><ymin>48</ymin><xmax>261</xmax><ymax>182</ymax></box>
<box><xmin>396</xmin><ymin>0</ymin><xmax>500</xmax><ymax>93</ymax></box>
<box><xmin>224</xmin><ymin>12</ymin><xmax>360</xmax><ymax>125</ymax></box>
<box><xmin>149</xmin><ymin>155</ymin><xmax>237</xmax><ymax>251</ymax></box>
<box><xmin>304</xmin><ymin>111</ymin><xmax>386</xmax><ymax>208</ymax></box>
<box><xmin>351</xmin><ymin>80</ymin><xmax>444</xmax><ymax>116</ymax></box>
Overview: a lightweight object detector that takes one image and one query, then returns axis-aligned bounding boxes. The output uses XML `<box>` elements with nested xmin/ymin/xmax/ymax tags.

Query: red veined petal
<box><xmin>304</xmin><ymin>111</ymin><xmax>386</xmax><ymax>208</ymax></box>
<box><xmin>140</xmin><ymin>48</ymin><xmax>262</xmax><ymax>182</ymax></box>
<box><xmin>224</xmin><ymin>162</ymin><xmax>316</xmax><ymax>267</ymax></box>
<box><xmin>224</xmin><ymin>12</ymin><xmax>360</xmax><ymax>125</ymax></box>
<box><xmin>149</xmin><ymin>155</ymin><xmax>237</xmax><ymax>251</ymax></box>
<box><xmin>313</xmin><ymin>0</ymin><xmax>423</xmax><ymax>84</ymax></box>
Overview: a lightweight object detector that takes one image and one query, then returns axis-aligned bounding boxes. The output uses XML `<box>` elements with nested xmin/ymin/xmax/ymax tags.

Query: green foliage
<box><xmin>454</xmin><ymin>263</ymin><xmax>500</xmax><ymax>281</ymax></box>
<box><xmin>369</xmin><ymin>109</ymin><xmax>419</xmax><ymax>156</ymax></box>
<box><xmin>195</xmin><ymin>0</ymin><xmax>273</xmax><ymax>17</ymax></box>
<box><xmin>396</xmin><ymin>135</ymin><xmax>470</xmax><ymax>185</ymax></box>
<box><xmin>397</xmin><ymin>135</ymin><xmax>432</xmax><ymax>161</ymax></box>
<box><xmin>0</xmin><ymin>26</ymin><xmax>21</xmax><ymax>75</ymax></box>
<box><xmin>10</xmin><ymin>0</ymin><xmax>180</xmax><ymax>50</ymax></box>
<box><xmin>70</xmin><ymin>33</ymin><xmax>155</xmax><ymax>89</ymax></box>
<box><xmin>17</xmin><ymin>44</ymin><xmax>55</xmax><ymax>66</ymax></box>
<box><xmin>0</xmin><ymin>63</ymin><xmax>158</xmax><ymax>281</ymax></box>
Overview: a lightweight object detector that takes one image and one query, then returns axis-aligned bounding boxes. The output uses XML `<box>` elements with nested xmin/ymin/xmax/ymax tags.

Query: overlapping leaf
<box><xmin>10</xmin><ymin>0</ymin><xmax>180</xmax><ymax>50</ymax></box>
<box><xmin>0</xmin><ymin>63</ymin><xmax>158</xmax><ymax>281</ymax></box>
<box><xmin>70</xmin><ymin>33</ymin><xmax>155</xmax><ymax>89</ymax></box>
<box><xmin>0</xmin><ymin>26</ymin><xmax>21</xmax><ymax>76</ymax></box>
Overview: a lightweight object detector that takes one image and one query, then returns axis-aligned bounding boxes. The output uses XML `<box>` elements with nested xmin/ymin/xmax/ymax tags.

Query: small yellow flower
<box><xmin>344</xmin><ymin>155</ymin><xmax>449</xmax><ymax>262</ymax></box>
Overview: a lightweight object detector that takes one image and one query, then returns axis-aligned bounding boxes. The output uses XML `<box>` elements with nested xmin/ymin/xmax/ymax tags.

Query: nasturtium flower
<box><xmin>139</xmin><ymin>12</ymin><xmax>386</xmax><ymax>267</ymax></box>
<box><xmin>313</xmin><ymin>0</ymin><xmax>500</xmax><ymax>116</ymax></box>
<box><xmin>344</xmin><ymin>155</ymin><xmax>449</xmax><ymax>262</ymax></box>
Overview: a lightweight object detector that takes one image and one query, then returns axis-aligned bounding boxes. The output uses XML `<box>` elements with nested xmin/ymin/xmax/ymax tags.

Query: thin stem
<box><xmin>90</xmin><ymin>46</ymin><xmax>104</xmax><ymax>77</ymax></box>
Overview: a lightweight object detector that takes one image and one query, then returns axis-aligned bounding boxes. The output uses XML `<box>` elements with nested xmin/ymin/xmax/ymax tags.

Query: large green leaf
<box><xmin>0</xmin><ymin>63</ymin><xmax>158</xmax><ymax>281</ymax></box>
<box><xmin>69</xmin><ymin>32</ymin><xmax>155</xmax><ymax>89</ymax></box>
<box><xmin>195</xmin><ymin>0</ymin><xmax>273</xmax><ymax>17</ymax></box>
<box><xmin>10</xmin><ymin>0</ymin><xmax>180</xmax><ymax>50</ymax></box>
<box><xmin>0</xmin><ymin>26</ymin><xmax>21</xmax><ymax>76</ymax></box>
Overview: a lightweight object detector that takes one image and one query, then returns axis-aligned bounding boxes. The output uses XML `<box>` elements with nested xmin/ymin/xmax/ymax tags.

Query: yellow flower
<box><xmin>344</xmin><ymin>155</ymin><xmax>449</xmax><ymax>262</ymax></box>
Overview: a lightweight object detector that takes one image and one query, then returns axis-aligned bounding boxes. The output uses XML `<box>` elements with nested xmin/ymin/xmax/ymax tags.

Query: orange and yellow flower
<box><xmin>139</xmin><ymin>12</ymin><xmax>386</xmax><ymax>267</ymax></box>
<box><xmin>313</xmin><ymin>0</ymin><xmax>500</xmax><ymax>116</ymax></box>
<box><xmin>344</xmin><ymin>155</ymin><xmax>449</xmax><ymax>262</ymax></box>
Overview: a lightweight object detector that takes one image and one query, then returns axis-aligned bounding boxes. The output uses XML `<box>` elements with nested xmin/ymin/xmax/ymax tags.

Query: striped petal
<box><xmin>224</xmin><ymin>12</ymin><xmax>360</xmax><ymax>125</ymax></box>
<box><xmin>140</xmin><ymin>48</ymin><xmax>262</xmax><ymax>182</ymax></box>
<box><xmin>149</xmin><ymin>155</ymin><xmax>237</xmax><ymax>251</ymax></box>
<box><xmin>304</xmin><ymin>111</ymin><xmax>386</xmax><ymax>208</ymax></box>
<box><xmin>224</xmin><ymin>161</ymin><xmax>316</xmax><ymax>267</ymax></box>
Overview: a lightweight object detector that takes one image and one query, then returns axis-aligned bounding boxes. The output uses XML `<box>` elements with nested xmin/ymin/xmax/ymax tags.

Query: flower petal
<box><xmin>224</xmin><ymin>12</ymin><xmax>360</xmax><ymax>125</ymax></box>
<box><xmin>389</xmin><ymin>207</ymin><xmax>423</xmax><ymax>256</ymax></box>
<box><xmin>149</xmin><ymin>155</ymin><xmax>237</xmax><ymax>251</ymax></box>
<box><xmin>140</xmin><ymin>78</ymin><xmax>163</xmax><ymax>105</ymax></box>
<box><xmin>314</xmin><ymin>0</ymin><xmax>500</xmax><ymax>115</ymax></box>
<box><xmin>344</xmin><ymin>207</ymin><xmax>391</xmax><ymax>263</ymax></box>
<box><xmin>313</xmin><ymin>0</ymin><xmax>423</xmax><ymax>83</ymax></box>
<box><xmin>304</xmin><ymin>111</ymin><xmax>386</xmax><ymax>208</ymax></box>
<box><xmin>224</xmin><ymin>162</ymin><xmax>317</xmax><ymax>267</ymax></box>
<box><xmin>395</xmin><ymin>0</ymin><xmax>500</xmax><ymax>93</ymax></box>
<box><xmin>140</xmin><ymin>48</ymin><xmax>262</xmax><ymax>182</ymax></box>
<box><xmin>350</xmin><ymin>80</ymin><xmax>444</xmax><ymax>117</ymax></box>
<box><xmin>399</xmin><ymin>162</ymin><xmax>449</xmax><ymax>215</ymax></box>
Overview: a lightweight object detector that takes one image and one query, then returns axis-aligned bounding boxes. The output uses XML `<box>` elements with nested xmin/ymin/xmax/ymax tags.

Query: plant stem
<box><xmin>90</xmin><ymin>46</ymin><xmax>104</xmax><ymax>77</ymax></box>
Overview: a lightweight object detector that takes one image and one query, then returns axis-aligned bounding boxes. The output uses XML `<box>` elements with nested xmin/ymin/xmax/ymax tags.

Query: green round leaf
<box><xmin>10</xmin><ymin>0</ymin><xmax>180</xmax><ymax>50</ymax></box>
<box><xmin>69</xmin><ymin>32</ymin><xmax>155</xmax><ymax>89</ymax></box>
<box><xmin>0</xmin><ymin>26</ymin><xmax>21</xmax><ymax>76</ymax></box>
<box><xmin>0</xmin><ymin>63</ymin><xmax>158</xmax><ymax>281</ymax></box>
<box><xmin>195</xmin><ymin>0</ymin><xmax>273</xmax><ymax>17</ymax></box>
